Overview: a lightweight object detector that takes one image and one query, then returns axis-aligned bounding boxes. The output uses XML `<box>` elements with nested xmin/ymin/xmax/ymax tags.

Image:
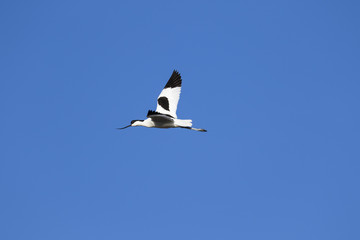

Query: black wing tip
<box><xmin>164</xmin><ymin>70</ymin><xmax>182</xmax><ymax>88</ymax></box>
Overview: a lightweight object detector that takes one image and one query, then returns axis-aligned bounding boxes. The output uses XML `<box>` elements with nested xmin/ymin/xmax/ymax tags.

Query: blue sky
<box><xmin>1</xmin><ymin>1</ymin><xmax>359</xmax><ymax>239</ymax></box>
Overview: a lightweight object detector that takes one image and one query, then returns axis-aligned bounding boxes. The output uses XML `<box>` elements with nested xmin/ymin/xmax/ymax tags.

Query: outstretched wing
<box><xmin>147</xmin><ymin>110</ymin><xmax>174</xmax><ymax>124</ymax></box>
<box><xmin>155</xmin><ymin>70</ymin><xmax>182</xmax><ymax>118</ymax></box>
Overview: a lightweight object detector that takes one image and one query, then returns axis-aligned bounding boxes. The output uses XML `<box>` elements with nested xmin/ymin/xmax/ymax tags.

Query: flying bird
<box><xmin>118</xmin><ymin>70</ymin><xmax>207</xmax><ymax>132</ymax></box>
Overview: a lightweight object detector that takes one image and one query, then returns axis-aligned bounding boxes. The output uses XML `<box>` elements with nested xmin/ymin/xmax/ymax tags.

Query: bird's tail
<box><xmin>175</xmin><ymin>119</ymin><xmax>192</xmax><ymax>128</ymax></box>
<box><xmin>175</xmin><ymin>119</ymin><xmax>207</xmax><ymax>132</ymax></box>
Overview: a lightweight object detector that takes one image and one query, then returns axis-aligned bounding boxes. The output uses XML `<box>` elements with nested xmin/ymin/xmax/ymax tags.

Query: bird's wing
<box><xmin>147</xmin><ymin>110</ymin><xmax>174</xmax><ymax>119</ymax></box>
<box><xmin>147</xmin><ymin>110</ymin><xmax>174</xmax><ymax>123</ymax></box>
<box><xmin>155</xmin><ymin>70</ymin><xmax>182</xmax><ymax>119</ymax></box>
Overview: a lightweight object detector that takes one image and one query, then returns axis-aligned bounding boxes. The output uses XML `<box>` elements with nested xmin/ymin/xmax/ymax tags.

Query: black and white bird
<box><xmin>118</xmin><ymin>70</ymin><xmax>207</xmax><ymax>132</ymax></box>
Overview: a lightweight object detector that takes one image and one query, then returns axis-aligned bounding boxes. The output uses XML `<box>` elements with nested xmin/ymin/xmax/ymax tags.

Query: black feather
<box><xmin>164</xmin><ymin>70</ymin><xmax>182</xmax><ymax>88</ymax></box>
<box><xmin>147</xmin><ymin>110</ymin><xmax>174</xmax><ymax>118</ymax></box>
<box><xmin>157</xmin><ymin>96</ymin><xmax>170</xmax><ymax>111</ymax></box>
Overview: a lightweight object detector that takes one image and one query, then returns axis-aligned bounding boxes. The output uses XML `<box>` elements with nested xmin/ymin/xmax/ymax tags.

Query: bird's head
<box><xmin>117</xmin><ymin>119</ymin><xmax>143</xmax><ymax>130</ymax></box>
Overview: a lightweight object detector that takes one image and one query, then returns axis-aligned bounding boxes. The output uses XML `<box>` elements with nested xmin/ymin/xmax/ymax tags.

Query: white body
<box><xmin>132</xmin><ymin>117</ymin><xmax>205</xmax><ymax>132</ymax></box>
<box><xmin>132</xmin><ymin>117</ymin><xmax>192</xmax><ymax>128</ymax></box>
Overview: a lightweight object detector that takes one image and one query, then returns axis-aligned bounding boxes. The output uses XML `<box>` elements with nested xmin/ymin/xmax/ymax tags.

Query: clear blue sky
<box><xmin>1</xmin><ymin>1</ymin><xmax>359</xmax><ymax>239</ymax></box>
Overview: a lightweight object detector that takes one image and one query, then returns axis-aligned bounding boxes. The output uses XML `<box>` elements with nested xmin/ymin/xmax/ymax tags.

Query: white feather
<box><xmin>155</xmin><ymin>86</ymin><xmax>181</xmax><ymax>118</ymax></box>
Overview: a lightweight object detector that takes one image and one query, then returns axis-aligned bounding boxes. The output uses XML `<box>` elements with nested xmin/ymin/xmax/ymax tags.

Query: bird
<box><xmin>117</xmin><ymin>70</ymin><xmax>207</xmax><ymax>132</ymax></box>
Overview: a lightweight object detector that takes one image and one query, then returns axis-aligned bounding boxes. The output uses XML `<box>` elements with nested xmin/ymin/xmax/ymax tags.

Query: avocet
<box><xmin>118</xmin><ymin>70</ymin><xmax>207</xmax><ymax>132</ymax></box>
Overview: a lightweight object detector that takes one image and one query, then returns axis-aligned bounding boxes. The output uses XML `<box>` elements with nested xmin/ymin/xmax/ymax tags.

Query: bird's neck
<box><xmin>132</xmin><ymin>119</ymin><xmax>154</xmax><ymax>128</ymax></box>
<box><xmin>139</xmin><ymin>118</ymin><xmax>155</xmax><ymax>127</ymax></box>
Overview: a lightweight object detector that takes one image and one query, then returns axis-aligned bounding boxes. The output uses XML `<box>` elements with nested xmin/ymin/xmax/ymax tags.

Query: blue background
<box><xmin>1</xmin><ymin>1</ymin><xmax>359</xmax><ymax>239</ymax></box>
